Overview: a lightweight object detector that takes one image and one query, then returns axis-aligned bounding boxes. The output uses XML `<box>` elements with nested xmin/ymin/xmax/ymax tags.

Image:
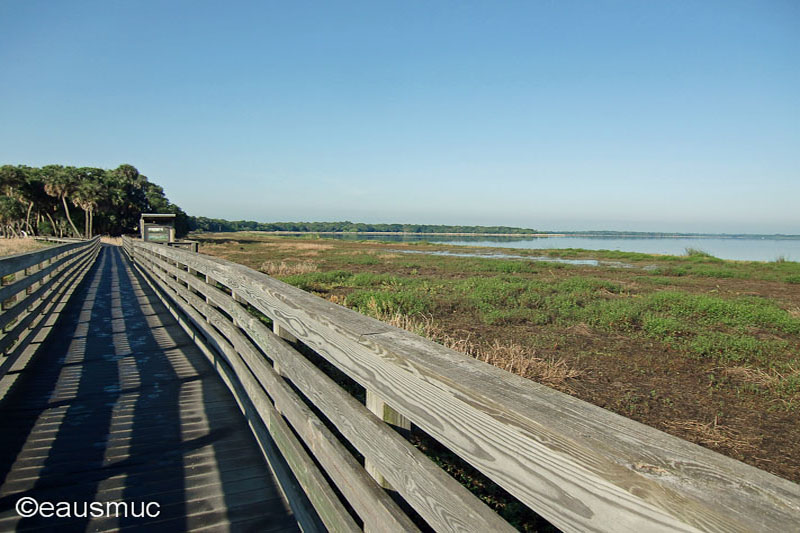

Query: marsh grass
<box><xmin>283</xmin><ymin>255</ymin><xmax>800</xmax><ymax>375</ymax></box>
<box><xmin>197</xmin><ymin>232</ymin><xmax>800</xmax><ymax>481</ymax></box>
<box><xmin>583</xmin><ymin>292</ymin><xmax>799</xmax><ymax>369</ymax></box>
<box><xmin>454</xmin><ymin>275</ymin><xmax>624</xmax><ymax>326</ymax></box>
<box><xmin>259</xmin><ymin>260</ymin><xmax>318</xmax><ymax>276</ymax></box>
<box><xmin>334</xmin><ymin>252</ymin><xmax>381</xmax><ymax>265</ymax></box>
<box><xmin>685</xmin><ymin>247</ymin><xmax>718</xmax><ymax>259</ymax></box>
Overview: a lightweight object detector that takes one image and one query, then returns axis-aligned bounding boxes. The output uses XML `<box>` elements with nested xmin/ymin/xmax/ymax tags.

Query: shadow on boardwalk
<box><xmin>0</xmin><ymin>245</ymin><xmax>298</xmax><ymax>532</ymax></box>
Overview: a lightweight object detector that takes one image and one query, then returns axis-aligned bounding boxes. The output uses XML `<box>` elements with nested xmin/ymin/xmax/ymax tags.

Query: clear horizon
<box><xmin>1</xmin><ymin>1</ymin><xmax>798</xmax><ymax>234</ymax></box>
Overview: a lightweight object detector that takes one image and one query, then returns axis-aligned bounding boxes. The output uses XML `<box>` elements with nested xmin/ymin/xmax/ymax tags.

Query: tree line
<box><xmin>189</xmin><ymin>218</ymin><xmax>539</xmax><ymax>235</ymax></box>
<box><xmin>0</xmin><ymin>164</ymin><xmax>188</xmax><ymax>238</ymax></box>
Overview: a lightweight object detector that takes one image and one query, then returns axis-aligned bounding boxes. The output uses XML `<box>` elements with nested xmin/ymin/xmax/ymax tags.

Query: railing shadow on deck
<box><xmin>121</xmin><ymin>236</ymin><xmax>800</xmax><ymax>533</ymax></box>
<box><xmin>0</xmin><ymin>244</ymin><xmax>298</xmax><ymax>531</ymax></box>
<box><xmin>112</xmin><ymin>246</ymin><xmax>299</xmax><ymax>531</ymax></box>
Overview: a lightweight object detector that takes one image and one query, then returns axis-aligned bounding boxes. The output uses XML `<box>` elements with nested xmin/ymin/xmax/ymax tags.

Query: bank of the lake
<box><xmin>261</xmin><ymin>231</ymin><xmax>800</xmax><ymax>262</ymax></box>
<box><xmin>194</xmin><ymin>231</ymin><xmax>800</xmax><ymax>493</ymax></box>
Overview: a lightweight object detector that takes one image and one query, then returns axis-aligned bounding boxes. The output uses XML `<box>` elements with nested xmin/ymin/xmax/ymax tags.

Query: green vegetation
<box><xmin>582</xmin><ymin>292</ymin><xmax>798</xmax><ymax>365</ymax></box>
<box><xmin>684</xmin><ymin>247</ymin><xmax>719</xmax><ymax>259</ymax></box>
<box><xmin>0</xmin><ymin>163</ymin><xmax>188</xmax><ymax>238</ymax></box>
<box><xmin>232</xmin><ymin>236</ymin><xmax>799</xmax><ymax>373</ymax></box>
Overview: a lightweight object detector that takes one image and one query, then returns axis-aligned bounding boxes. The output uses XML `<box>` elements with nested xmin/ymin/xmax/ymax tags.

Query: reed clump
<box><xmin>259</xmin><ymin>260</ymin><xmax>319</xmax><ymax>276</ymax></box>
<box><xmin>364</xmin><ymin>298</ymin><xmax>583</xmax><ymax>389</ymax></box>
<box><xmin>663</xmin><ymin>418</ymin><xmax>760</xmax><ymax>455</ymax></box>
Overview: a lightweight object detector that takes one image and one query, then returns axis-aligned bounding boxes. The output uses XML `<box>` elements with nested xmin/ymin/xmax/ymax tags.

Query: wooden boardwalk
<box><xmin>0</xmin><ymin>246</ymin><xmax>299</xmax><ymax>532</ymax></box>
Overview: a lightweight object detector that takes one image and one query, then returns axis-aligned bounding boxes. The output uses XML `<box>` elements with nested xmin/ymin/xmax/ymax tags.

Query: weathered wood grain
<box><xmin>365</xmin><ymin>390</ymin><xmax>411</xmax><ymax>491</ymax></box>
<box><xmin>126</xmin><ymin>239</ymin><xmax>800</xmax><ymax>533</ymax></box>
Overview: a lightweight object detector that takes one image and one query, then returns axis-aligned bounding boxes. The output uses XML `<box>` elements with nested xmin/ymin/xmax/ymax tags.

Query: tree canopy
<box><xmin>0</xmin><ymin>164</ymin><xmax>188</xmax><ymax>238</ymax></box>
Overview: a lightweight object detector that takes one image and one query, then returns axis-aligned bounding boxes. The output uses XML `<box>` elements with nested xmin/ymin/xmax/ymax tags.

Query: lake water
<box><xmin>320</xmin><ymin>234</ymin><xmax>800</xmax><ymax>262</ymax></box>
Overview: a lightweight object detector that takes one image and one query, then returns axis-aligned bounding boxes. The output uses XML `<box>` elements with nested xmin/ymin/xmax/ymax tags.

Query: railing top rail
<box><xmin>0</xmin><ymin>237</ymin><xmax>98</xmax><ymax>278</ymax></box>
<box><xmin>32</xmin><ymin>236</ymin><xmax>87</xmax><ymax>243</ymax></box>
<box><xmin>124</xmin><ymin>237</ymin><xmax>800</xmax><ymax>532</ymax></box>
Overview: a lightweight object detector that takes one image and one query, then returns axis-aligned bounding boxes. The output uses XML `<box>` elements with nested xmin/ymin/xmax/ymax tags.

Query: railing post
<box><xmin>203</xmin><ymin>274</ymin><xmax>214</xmax><ymax>323</ymax></box>
<box><xmin>24</xmin><ymin>262</ymin><xmax>39</xmax><ymax>313</ymax></box>
<box><xmin>231</xmin><ymin>291</ymin><xmax>247</xmax><ymax>329</ymax></box>
<box><xmin>0</xmin><ymin>273</ymin><xmax>11</xmax><ymax>334</ymax></box>
<box><xmin>272</xmin><ymin>321</ymin><xmax>297</xmax><ymax>376</ymax></box>
<box><xmin>364</xmin><ymin>391</ymin><xmax>411</xmax><ymax>491</ymax></box>
<box><xmin>41</xmin><ymin>256</ymin><xmax>51</xmax><ymax>286</ymax></box>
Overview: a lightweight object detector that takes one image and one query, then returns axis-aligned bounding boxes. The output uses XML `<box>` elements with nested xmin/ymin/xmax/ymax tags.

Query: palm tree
<box><xmin>107</xmin><ymin>164</ymin><xmax>148</xmax><ymax>234</ymax></box>
<box><xmin>72</xmin><ymin>170</ymin><xmax>105</xmax><ymax>238</ymax></box>
<box><xmin>42</xmin><ymin>165</ymin><xmax>82</xmax><ymax>237</ymax></box>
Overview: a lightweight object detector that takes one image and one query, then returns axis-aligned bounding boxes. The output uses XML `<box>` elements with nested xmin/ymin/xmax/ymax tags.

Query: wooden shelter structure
<box><xmin>140</xmin><ymin>213</ymin><xmax>176</xmax><ymax>243</ymax></box>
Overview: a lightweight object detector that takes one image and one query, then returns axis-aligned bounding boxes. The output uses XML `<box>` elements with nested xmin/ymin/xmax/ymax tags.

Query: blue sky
<box><xmin>1</xmin><ymin>1</ymin><xmax>798</xmax><ymax>233</ymax></box>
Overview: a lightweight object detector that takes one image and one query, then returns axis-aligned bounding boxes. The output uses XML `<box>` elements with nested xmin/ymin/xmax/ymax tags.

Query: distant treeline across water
<box><xmin>187</xmin><ymin>218</ymin><xmax>800</xmax><ymax>262</ymax></box>
<box><xmin>189</xmin><ymin>218</ymin><xmax>542</xmax><ymax>235</ymax></box>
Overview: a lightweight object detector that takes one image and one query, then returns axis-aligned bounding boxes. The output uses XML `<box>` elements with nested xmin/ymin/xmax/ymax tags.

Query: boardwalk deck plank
<box><xmin>0</xmin><ymin>246</ymin><xmax>299</xmax><ymax>532</ymax></box>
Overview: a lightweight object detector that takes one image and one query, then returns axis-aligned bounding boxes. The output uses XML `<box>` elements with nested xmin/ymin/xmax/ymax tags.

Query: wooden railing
<box><xmin>121</xmin><ymin>236</ymin><xmax>800</xmax><ymax>532</ymax></box>
<box><xmin>0</xmin><ymin>237</ymin><xmax>101</xmax><ymax>379</ymax></box>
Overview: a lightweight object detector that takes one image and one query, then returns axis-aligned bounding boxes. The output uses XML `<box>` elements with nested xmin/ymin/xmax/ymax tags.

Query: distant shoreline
<box><xmin>229</xmin><ymin>230</ymin><xmax>800</xmax><ymax>240</ymax></box>
<box><xmin>262</xmin><ymin>231</ymin><xmax>564</xmax><ymax>237</ymax></box>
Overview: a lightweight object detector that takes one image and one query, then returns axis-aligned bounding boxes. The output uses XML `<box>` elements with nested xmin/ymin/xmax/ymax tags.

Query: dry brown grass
<box><xmin>663</xmin><ymin>418</ymin><xmax>760</xmax><ymax>455</ymax></box>
<box><xmin>199</xmin><ymin>242</ymin><xmax>235</xmax><ymax>254</ymax></box>
<box><xmin>722</xmin><ymin>365</ymin><xmax>800</xmax><ymax>400</ymax></box>
<box><xmin>722</xmin><ymin>366</ymin><xmax>778</xmax><ymax>387</ymax></box>
<box><xmin>276</xmin><ymin>242</ymin><xmax>334</xmax><ymax>252</ymax></box>
<box><xmin>259</xmin><ymin>260</ymin><xmax>318</xmax><ymax>276</ymax></box>
<box><xmin>199</xmin><ymin>239</ymin><xmax>333</xmax><ymax>261</ymax></box>
<box><xmin>0</xmin><ymin>238</ymin><xmax>49</xmax><ymax>257</ymax></box>
<box><xmin>475</xmin><ymin>340</ymin><xmax>583</xmax><ymax>387</ymax></box>
<box><xmin>327</xmin><ymin>294</ymin><xmax>347</xmax><ymax>306</ymax></box>
<box><xmin>363</xmin><ymin>299</ymin><xmax>583</xmax><ymax>389</ymax></box>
